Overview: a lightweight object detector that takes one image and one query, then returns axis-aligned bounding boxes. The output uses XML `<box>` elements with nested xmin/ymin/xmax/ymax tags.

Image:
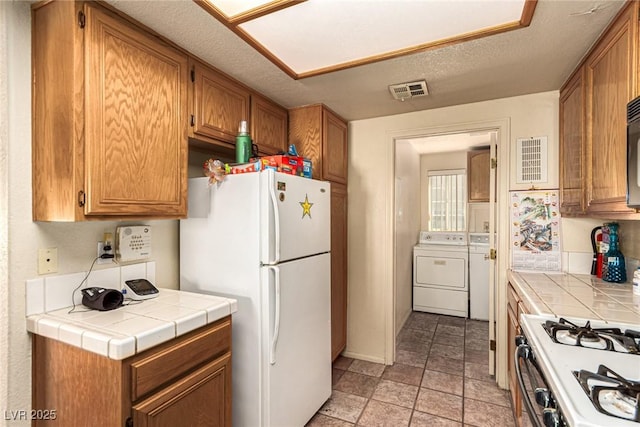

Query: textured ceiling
<box><xmin>107</xmin><ymin>0</ymin><xmax>626</xmax><ymax>121</ymax></box>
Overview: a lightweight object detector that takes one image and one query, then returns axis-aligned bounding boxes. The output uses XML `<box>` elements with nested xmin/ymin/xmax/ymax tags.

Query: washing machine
<box><xmin>413</xmin><ymin>231</ymin><xmax>468</xmax><ymax>318</ymax></box>
<box><xmin>468</xmin><ymin>232</ymin><xmax>490</xmax><ymax>321</ymax></box>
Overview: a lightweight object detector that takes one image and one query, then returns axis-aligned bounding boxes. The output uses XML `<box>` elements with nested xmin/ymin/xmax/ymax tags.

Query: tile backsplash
<box><xmin>562</xmin><ymin>251</ymin><xmax>639</xmax><ymax>281</ymax></box>
<box><xmin>25</xmin><ymin>262</ymin><xmax>156</xmax><ymax>316</ymax></box>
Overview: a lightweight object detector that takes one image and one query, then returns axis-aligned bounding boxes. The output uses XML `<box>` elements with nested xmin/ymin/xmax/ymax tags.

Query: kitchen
<box><xmin>2</xmin><ymin>0</ymin><xmax>640</xmax><ymax>426</ymax></box>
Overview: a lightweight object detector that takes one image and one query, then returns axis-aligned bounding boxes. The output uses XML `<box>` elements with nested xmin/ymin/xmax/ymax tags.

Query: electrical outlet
<box><xmin>97</xmin><ymin>242</ymin><xmax>114</xmax><ymax>265</ymax></box>
<box><xmin>38</xmin><ymin>248</ymin><xmax>58</xmax><ymax>274</ymax></box>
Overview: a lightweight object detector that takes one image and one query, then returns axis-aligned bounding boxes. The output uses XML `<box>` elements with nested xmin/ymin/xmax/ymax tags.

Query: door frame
<box><xmin>386</xmin><ymin>118</ymin><xmax>511</xmax><ymax>388</ymax></box>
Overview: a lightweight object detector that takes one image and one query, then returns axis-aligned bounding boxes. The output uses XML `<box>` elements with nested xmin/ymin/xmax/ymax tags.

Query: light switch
<box><xmin>38</xmin><ymin>248</ymin><xmax>58</xmax><ymax>274</ymax></box>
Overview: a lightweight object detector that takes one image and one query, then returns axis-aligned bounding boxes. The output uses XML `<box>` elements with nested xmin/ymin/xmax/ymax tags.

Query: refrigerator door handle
<box><xmin>268</xmin><ymin>265</ymin><xmax>281</xmax><ymax>365</ymax></box>
<box><xmin>268</xmin><ymin>171</ymin><xmax>281</xmax><ymax>264</ymax></box>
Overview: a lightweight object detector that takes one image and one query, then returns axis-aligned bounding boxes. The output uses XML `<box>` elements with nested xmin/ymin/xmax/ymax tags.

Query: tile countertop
<box><xmin>26</xmin><ymin>288</ymin><xmax>237</xmax><ymax>360</ymax></box>
<box><xmin>508</xmin><ymin>270</ymin><xmax>640</xmax><ymax>324</ymax></box>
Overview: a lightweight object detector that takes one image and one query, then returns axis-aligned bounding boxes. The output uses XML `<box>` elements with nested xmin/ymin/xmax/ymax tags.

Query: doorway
<box><xmin>388</xmin><ymin>119</ymin><xmax>509</xmax><ymax>385</ymax></box>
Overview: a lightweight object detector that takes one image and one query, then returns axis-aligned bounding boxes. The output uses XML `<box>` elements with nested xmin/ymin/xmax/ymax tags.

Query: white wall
<box><xmin>394</xmin><ymin>142</ymin><xmax>421</xmax><ymax>336</ymax></box>
<box><xmin>2</xmin><ymin>3</ymin><xmax>180</xmax><ymax>422</ymax></box>
<box><xmin>347</xmin><ymin>91</ymin><xmax>560</xmax><ymax>374</ymax></box>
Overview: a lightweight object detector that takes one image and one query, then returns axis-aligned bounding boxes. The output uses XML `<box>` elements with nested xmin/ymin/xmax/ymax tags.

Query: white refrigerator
<box><xmin>180</xmin><ymin>170</ymin><xmax>332</xmax><ymax>427</ymax></box>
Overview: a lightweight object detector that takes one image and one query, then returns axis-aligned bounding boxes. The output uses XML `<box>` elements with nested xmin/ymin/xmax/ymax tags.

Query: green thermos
<box><xmin>235</xmin><ymin>120</ymin><xmax>251</xmax><ymax>163</ymax></box>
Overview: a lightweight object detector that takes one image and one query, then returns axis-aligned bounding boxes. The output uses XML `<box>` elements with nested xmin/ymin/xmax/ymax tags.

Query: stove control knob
<box><xmin>535</xmin><ymin>388</ymin><xmax>552</xmax><ymax>408</ymax></box>
<box><xmin>515</xmin><ymin>335</ymin><xmax>527</xmax><ymax>346</ymax></box>
<box><xmin>543</xmin><ymin>408</ymin><xmax>561</xmax><ymax>427</ymax></box>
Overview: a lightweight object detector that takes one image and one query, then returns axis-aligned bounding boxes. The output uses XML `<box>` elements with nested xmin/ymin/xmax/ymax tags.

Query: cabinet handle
<box><xmin>77</xmin><ymin>190</ymin><xmax>86</xmax><ymax>207</ymax></box>
<box><xmin>125</xmin><ymin>417</ymin><xmax>133</xmax><ymax>427</ymax></box>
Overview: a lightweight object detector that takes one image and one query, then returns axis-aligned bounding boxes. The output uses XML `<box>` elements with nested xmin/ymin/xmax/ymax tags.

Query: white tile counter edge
<box><xmin>26</xmin><ymin>288</ymin><xmax>238</xmax><ymax>360</ymax></box>
<box><xmin>508</xmin><ymin>270</ymin><xmax>640</xmax><ymax>324</ymax></box>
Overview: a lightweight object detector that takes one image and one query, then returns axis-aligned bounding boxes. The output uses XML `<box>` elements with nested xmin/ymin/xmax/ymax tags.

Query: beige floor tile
<box><xmin>382</xmin><ymin>363</ymin><xmax>424</xmax><ymax>386</ymax></box>
<box><xmin>430</xmin><ymin>343</ymin><xmax>465</xmax><ymax>360</ymax></box>
<box><xmin>465</xmin><ymin>320</ymin><xmax>489</xmax><ymax>332</ymax></box>
<box><xmin>395</xmin><ymin>348</ymin><xmax>428</xmax><ymax>368</ymax></box>
<box><xmin>334</xmin><ymin>368</ymin><xmax>346</xmax><ymax>386</ymax></box>
<box><xmin>464</xmin><ymin>362</ymin><xmax>493</xmax><ymax>383</ymax></box>
<box><xmin>319</xmin><ymin>390</ymin><xmax>368</xmax><ymax>423</ymax></box>
<box><xmin>436</xmin><ymin>324</ymin><xmax>465</xmax><ymax>336</ymax></box>
<box><xmin>421</xmin><ymin>369</ymin><xmax>463</xmax><ymax>396</ymax></box>
<box><xmin>464</xmin><ymin>348</ymin><xmax>488</xmax><ymax>365</ymax></box>
<box><xmin>410</xmin><ymin>411</ymin><xmax>462</xmax><ymax>427</ymax></box>
<box><xmin>306</xmin><ymin>413</ymin><xmax>355</xmax><ymax>427</ymax></box>
<box><xmin>415</xmin><ymin>388</ymin><xmax>463</xmax><ymax>422</ymax></box>
<box><xmin>335</xmin><ymin>371</ymin><xmax>380</xmax><ymax>398</ymax></box>
<box><xmin>356</xmin><ymin>400</ymin><xmax>412</xmax><ymax>427</ymax></box>
<box><xmin>425</xmin><ymin>354</ymin><xmax>464</xmax><ymax>375</ymax></box>
<box><xmin>437</xmin><ymin>316</ymin><xmax>467</xmax><ymax>327</ymax></box>
<box><xmin>371</xmin><ymin>379</ymin><xmax>419</xmax><ymax>408</ymax></box>
<box><xmin>433</xmin><ymin>332</ymin><xmax>465</xmax><ymax>347</ymax></box>
<box><xmin>398</xmin><ymin>327</ymin><xmax>434</xmax><ymax>343</ymax></box>
<box><xmin>397</xmin><ymin>339</ymin><xmax>431</xmax><ymax>356</ymax></box>
<box><xmin>405</xmin><ymin>315</ymin><xmax>439</xmax><ymax>331</ymax></box>
<box><xmin>465</xmin><ymin>337</ymin><xmax>488</xmax><ymax>351</ymax></box>
<box><xmin>463</xmin><ymin>397</ymin><xmax>515</xmax><ymax>426</ymax></box>
<box><xmin>463</xmin><ymin>378</ymin><xmax>511</xmax><ymax>407</ymax></box>
<box><xmin>348</xmin><ymin>359</ymin><xmax>386</xmax><ymax>377</ymax></box>
<box><xmin>334</xmin><ymin>356</ymin><xmax>355</xmax><ymax>370</ymax></box>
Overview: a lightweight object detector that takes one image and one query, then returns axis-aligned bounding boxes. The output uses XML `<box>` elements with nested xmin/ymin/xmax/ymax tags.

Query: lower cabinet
<box><xmin>507</xmin><ymin>282</ymin><xmax>530</xmax><ymax>427</ymax></box>
<box><xmin>32</xmin><ymin>316</ymin><xmax>232</xmax><ymax>427</ymax></box>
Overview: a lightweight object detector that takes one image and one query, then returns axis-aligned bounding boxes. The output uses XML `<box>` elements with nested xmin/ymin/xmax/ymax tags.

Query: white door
<box><xmin>261</xmin><ymin>170</ymin><xmax>331</xmax><ymax>264</ymax></box>
<box><xmin>261</xmin><ymin>254</ymin><xmax>332</xmax><ymax>427</ymax></box>
<box><xmin>489</xmin><ymin>131</ymin><xmax>498</xmax><ymax>375</ymax></box>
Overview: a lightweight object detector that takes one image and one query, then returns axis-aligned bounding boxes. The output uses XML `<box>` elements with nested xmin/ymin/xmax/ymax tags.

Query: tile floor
<box><xmin>307</xmin><ymin>311</ymin><xmax>522</xmax><ymax>427</ymax></box>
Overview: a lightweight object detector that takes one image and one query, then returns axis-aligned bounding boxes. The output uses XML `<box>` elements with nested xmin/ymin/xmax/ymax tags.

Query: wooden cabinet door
<box><xmin>559</xmin><ymin>68</ymin><xmax>586</xmax><ymax>215</ymax></box>
<box><xmin>251</xmin><ymin>94</ymin><xmax>288</xmax><ymax>155</ymax></box>
<box><xmin>192</xmin><ymin>61</ymin><xmax>250</xmax><ymax>145</ymax></box>
<box><xmin>133</xmin><ymin>353</ymin><xmax>232</xmax><ymax>427</ymax></box>
<box><xmin>289</xmin><ymin>105</ymin><xmax>323</xmax><ymax>180</ymax></box>
<box><xmin>585</xmin><ymin>3</ymin><xmax>637</xmax><ymax>215</ymax></box>
<box><xmin>84</xmin><ymin>4</ymin><xmax>188</xmax><ymax>216</ymax></box>
<box><xmin>467</xmin><ymin>149</ymin><xmax>490</xmax><ymax>202</ymax></box>
<box><xmin>507</xmin><ymin>301</ymin><xmax>522</xmax><ymax>425</ymax></box>
<box><xmin>323</xmin><ymin>109</ymin><xmax>348</xmax><ymax>184</ymax></box>
<box><xmin>330</xmin><ymin>183</ymin><xmax>348</xmax><ymax>360</ymax></box>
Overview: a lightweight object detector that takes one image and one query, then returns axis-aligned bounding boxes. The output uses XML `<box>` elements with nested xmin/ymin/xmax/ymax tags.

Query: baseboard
<box><xmin>340</xmin><ymin>350</ymin><xmax>388</xmax><ymax>365</ymax></box>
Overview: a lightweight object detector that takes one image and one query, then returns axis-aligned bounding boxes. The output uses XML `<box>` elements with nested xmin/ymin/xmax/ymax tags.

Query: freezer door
<box><xmin>261</xmin><ymin>170</ymin><xmax>330</xmax><ymax>264</ymax></box>
<box><xmin>261</xmin><ymin>254</ymin><xmax>331</xmax><ymax>427</ymax></box>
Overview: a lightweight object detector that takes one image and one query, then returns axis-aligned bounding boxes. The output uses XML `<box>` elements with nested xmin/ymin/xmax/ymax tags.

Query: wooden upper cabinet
<box><xmin>32</xmin><ymin>1</ymin><xmax>188</xmax><ymax>220</ymax></box>
<box><xmin>559</xmin><ymin>68</ymin><xmax>586</xmax><ymax>215</ymax></box>
<box><xmin>467</xmin><ymin>149</ymin><xmax>490</xmax><ymax>202</ymax></box>
<box><xmin>251</xmin><ymin>94</ymin><xmax>288</xmax><ymax>155</ymax></box>
<box><xmin>323</xmin><ymin>110</ymin><xmax>348</xmax><ymax>184</ymax></box>
<box><xmin>584</xmin><ymin>1</ymin><xmax>638</xmax><ymax>216</ymax></box>
<box><xmin>190</xmin><ymin>59</ymin><xmax>251</xmax><ymax>146</ymax></box>
<box><xmin>289</xmin><ymin>104</ymin><xmax>348</xmax><ymax>183</ymax></box>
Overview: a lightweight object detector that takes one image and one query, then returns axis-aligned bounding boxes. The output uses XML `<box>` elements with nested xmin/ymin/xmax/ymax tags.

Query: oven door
<box><xmin>515</xmin><ymin>335</ymin><xmax>567</xmax><ymax>427</ymax></box>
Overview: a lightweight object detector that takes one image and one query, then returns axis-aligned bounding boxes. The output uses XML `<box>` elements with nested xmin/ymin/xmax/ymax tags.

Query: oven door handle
<box><xmin>515</xmin><ymin>344</ymin><xmax>545</xmax><ymax>427</ymax></box>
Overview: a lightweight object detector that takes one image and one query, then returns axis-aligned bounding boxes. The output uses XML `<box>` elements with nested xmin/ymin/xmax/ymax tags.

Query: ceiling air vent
<box><xmin>389</xmin><ymin>80</ymin><xmax>429</xmax><ymax>101</ymax></box>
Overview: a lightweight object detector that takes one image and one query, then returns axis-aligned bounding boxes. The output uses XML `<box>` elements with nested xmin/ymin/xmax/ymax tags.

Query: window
<box><xmin>428</xmin><ymin>169</ymin><xmax>466</xmax><ymax>231</ymax></box>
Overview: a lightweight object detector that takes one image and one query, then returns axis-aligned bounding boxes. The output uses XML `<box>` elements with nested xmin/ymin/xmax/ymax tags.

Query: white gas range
<box><xmin>518</xmin><ymin>314</ymin><xmax>639</xmax><ymax>427</ymax></box>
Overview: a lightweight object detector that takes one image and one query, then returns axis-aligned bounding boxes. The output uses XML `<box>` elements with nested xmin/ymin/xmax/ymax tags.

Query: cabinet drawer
<box><xmin>131</xmin><ymin>317</ymin><xmax>231</xmax><ymax>401</ymax></box>
<box><xmin>507</xmin><ymin>283</ymin><xmax>520</xmax><ymax>312</ymax></box>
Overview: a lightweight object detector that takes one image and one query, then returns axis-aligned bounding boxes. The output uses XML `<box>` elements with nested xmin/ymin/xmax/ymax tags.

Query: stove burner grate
<box><xmin>543</xmin><ymin>318</ymin><xmax>640</xmax><ymax>354</ymax></box>
<box><xmin>574</xmin><ymin>365</ymin><xmax>640</xmax><ymax>422</ymax></box>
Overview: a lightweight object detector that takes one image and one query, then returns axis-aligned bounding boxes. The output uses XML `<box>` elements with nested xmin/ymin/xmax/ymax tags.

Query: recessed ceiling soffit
<box><xmin>196</xmin><ymin>0</ymin><xmax>538</xmax><ymax>80</ymax></box>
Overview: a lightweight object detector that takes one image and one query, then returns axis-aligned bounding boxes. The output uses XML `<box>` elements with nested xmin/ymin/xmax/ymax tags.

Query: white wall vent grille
<box><xmin>389</xmin><ymin>80</ymin><xmax>429</xmax><ymax>101</ymax></box>
<box><xmin>516</xmin><ymin>136</ymin><xmax>548</xmax><ymax>183</ymax></box>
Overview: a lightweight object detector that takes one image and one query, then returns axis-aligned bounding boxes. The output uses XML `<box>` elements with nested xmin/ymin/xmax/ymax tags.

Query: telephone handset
<box><xmin>116</xmin><ymin>226</ymin><xmax>151</xmax><ymax>262</ymax></box>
